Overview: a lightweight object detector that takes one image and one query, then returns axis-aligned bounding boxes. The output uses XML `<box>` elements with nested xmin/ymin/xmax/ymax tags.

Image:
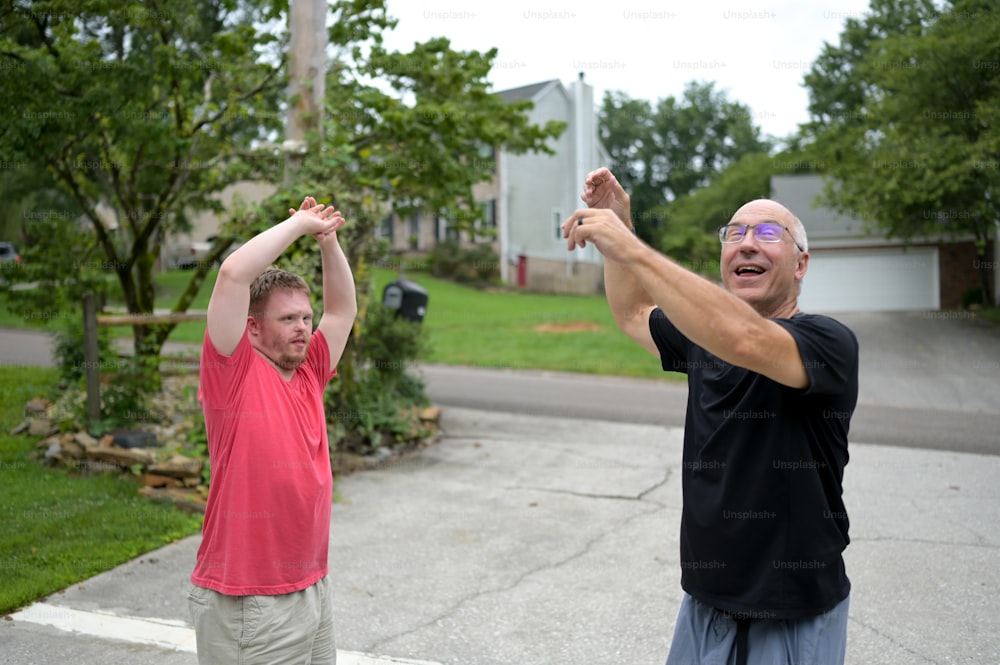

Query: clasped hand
<box><xmin>289</xmin><ymin>196</ymin><xmax>346</xmax><ymax>241</ymax></box>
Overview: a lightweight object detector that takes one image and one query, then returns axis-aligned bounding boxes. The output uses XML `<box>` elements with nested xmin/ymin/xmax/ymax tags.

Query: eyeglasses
<box><xmin>718</xmin><ymin>223</ymin><xmax>804</xmax><ymax>251</ymax></box>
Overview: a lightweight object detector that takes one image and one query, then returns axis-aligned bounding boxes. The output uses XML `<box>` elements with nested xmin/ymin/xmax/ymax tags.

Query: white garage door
<box><xmin>799</xmin><ymin>248</ymin><xmax>939</xmax><ymax>313</ymax></box>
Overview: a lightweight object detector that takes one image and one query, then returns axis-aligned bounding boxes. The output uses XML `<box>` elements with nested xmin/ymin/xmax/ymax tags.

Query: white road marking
<box><xmin>11</xmin><ymin>602</ymin><xmax>441</xmax><ymax>665</ymax></box>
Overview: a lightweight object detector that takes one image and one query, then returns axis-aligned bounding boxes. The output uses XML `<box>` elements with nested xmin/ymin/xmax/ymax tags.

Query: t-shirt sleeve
<box><xmin>649</xmin><ymin>307</ymin><xmax>694</xmax><ymax>374</ymax></box>
<box><xmin>775</xmin><ymin>314</ymin><xmax>859</xmax><ymax>396</ymax></box>
<box><xmin>199</xmin><ymin>327</ymin><xmax>254</xmax><ymax>409</ymax></box>
<box><xmin>304</xmin><ymin>328</ymin><xmax>338</xmax><ymax>392</ymax></box>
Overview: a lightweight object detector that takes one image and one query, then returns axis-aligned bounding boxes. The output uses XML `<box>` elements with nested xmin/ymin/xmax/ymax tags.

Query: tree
<box><xmin>801</xmin><ymin>0</ymin><xmax>1000</xmax><ymax>304</ymax></box>
<box><xmin>251</xmin><ymin>3</ymin><xmax>564</xmax><ymax>451</ymax></box>
<box><xmin>0</xmin><ymin>0</ymin><xmax>288</xmax><ymax>364</ymax></box>
<box><xmin>599</xmin><ymin>81</ymin><xmax>772</xmax><ymax>242</ymax></box>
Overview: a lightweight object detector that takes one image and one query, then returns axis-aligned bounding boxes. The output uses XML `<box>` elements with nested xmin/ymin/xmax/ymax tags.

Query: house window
<box><xmin>436</xmin><ymin>215</ymin><xmax>459</xmax><ymax>243</ymax></box>
<box><xmin>409</xmin><ymin>213</ymin><xmax>420</xmax><ymax>251</ymax></box>
<box><xmin>378</xmin><ymin>213</ymin><xmax>394</xmax><ymax>241</ymax></box>
<box><xmin>481</xmin><ymin>199</ymin><xmax>497</xmax><ymax>231</ymax></box>
<box><xmin>553</xmin><ymin>209</ymin><xmax>563</xmax><ymax>242</ymax></box>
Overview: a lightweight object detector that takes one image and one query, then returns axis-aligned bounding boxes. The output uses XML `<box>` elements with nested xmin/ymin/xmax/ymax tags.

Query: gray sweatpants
<box><xmin>187</xmin><ymin>576</ymin><xmax>335</xmax><ymax>665</ymax></box>
<box><xmin>665</xmin><ymin>593</ymin><xmax>850</xmax><ymax>665</ymax></box>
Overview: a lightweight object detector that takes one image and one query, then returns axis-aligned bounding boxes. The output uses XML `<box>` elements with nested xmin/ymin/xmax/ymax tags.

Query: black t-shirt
<box><xmin>649</xmin><ymin>307</ymin><xmax>858</xmax><ymax>620</ymax></box>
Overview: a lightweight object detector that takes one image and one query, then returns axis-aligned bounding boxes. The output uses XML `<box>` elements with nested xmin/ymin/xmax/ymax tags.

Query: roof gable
<box><xmin>497</xmin><ymin>79</ymin><xmax>561</xmax><ymax>103</ymax></box>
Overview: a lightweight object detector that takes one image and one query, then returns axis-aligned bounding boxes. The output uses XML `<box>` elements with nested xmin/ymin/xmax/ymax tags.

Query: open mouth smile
<box><xmin>735</xmin><ymin>264</ymin><xmax>767</xmax><ymax>278</ymax></box>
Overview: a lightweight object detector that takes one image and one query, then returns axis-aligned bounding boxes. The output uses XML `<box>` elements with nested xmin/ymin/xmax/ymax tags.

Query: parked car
<box><xmin>165</xmin><ymin>236</ymin><xmax>241</xmax><ymax>270</ymax></box>
<box><xmin>0</xmin><ymin>241</ymin><xmax>21</xmax><ymax>285</ymax></box>
<box><xmin>0</xmin><ymin>241</ymin><xmax>20</xmax><ymax>265</ymax></box>
<box><xmin>166</xmin><ymin>239</ymin><xmax>213</xmax><ymax>269</ymax></box>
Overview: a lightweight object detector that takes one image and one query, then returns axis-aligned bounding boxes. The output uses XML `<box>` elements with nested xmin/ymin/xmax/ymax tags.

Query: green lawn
<box><xmin>371</xmin><ymin>270</ymin><xmax>670</xmax><ymax>379</ymax></box>
<box><xmin>0</xmin><ymin>366</ymin><xmax>203</xmax><ymax>615</ymax></box>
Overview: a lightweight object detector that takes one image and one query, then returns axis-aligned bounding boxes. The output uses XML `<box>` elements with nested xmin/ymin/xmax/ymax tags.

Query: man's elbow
<box><xmin>616</xmin><ymin>310</ymin><xmax>658</xmax><ymax>357</ymax></box>
<box><xmin>215</xmin><ymin>253</ymin><xmax>253</xmax><ymax>286</ymax></box>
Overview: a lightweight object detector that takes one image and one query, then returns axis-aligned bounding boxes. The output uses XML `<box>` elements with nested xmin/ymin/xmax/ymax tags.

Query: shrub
<box><xmin>428</xmin><ymin>239</ymin><xmax>499</xmax><ymax>284</ymax></box>
<box><xmin>326</xmin><ymin>301</ymin><xmax>430</xmax><ymax>455</ymax></box>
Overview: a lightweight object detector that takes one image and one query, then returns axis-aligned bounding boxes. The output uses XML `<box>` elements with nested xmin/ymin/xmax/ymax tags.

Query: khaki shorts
<box><xmin>187</xmin><ymin>576</ymin><xmax>335</xmax><ymax>665</ymax></box>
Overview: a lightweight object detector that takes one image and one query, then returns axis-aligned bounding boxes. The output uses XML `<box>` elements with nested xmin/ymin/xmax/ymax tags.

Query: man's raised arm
<box><xmin>582</xmin><ymin>168</ymin><xmax>660</xmax><ymax>357</ymax></box>
<box><xmin>206</xmin><ymin>199</ymin><xmax>343</xmax><ymax>356</ymax></box>
<box><xmin>314</xmin><ymin>226</ymin><xmax>357</xmax><ymax>372</ymax></box>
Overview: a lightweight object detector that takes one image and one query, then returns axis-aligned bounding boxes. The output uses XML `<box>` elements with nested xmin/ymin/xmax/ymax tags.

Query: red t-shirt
<box><xmin>191</xmin><ymin>327</ymin><xmax>336</xmax><ymax>595</ymax></box>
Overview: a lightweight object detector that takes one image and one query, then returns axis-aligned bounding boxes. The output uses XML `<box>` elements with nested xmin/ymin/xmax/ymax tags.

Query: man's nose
<box><xmin>737</xmin><ymin>229</ymin><xmax>762</xmax><ymax>250</ymax></box>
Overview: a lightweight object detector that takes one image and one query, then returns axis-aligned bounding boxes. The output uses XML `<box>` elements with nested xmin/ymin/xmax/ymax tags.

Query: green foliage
<box><xmin>52</xmin><ymin>315</ymin><xmax>116</xmax><ymax>385</ymax></box>
<box><xmin>801</xmin><ymin>0</ymin><xmax>1000</xmax><ymax>303</ymax></box>
<box><xmin>326</xmin><ymin>302</ymin><xmax>429</xmax><ymax>454</ymax></box>
<box><xmin>428</xmin><ymin>238</ymin><xmax>499</xmax><ymax>284</ymax></box>
<box><xmin>599</xmin><ymin>82</ymin><xmax>773</xmax><ymax>242</ymax></box>
<box><xmin>361</xmin><ymin>301</ymin><xmax>428</xmax><ymax>374</ymax></box>
<box><xmin>0</xmin><ymin>0</ymin><xmax>287</xmax><ymax>360</ymax></box>
<box><xmin>92</xmin><ymin>354</ymin><xmax>158</xmax><ymax>432</ymax></box>
<box><xmin>961</xmin><ymin>286</ymin><xmax>985</xmax><ymax>309</ymax></box>
<box><xmin>180</xmin><ymin>383</ymin><xmax>212</xmax><ymax>486</ymax></box>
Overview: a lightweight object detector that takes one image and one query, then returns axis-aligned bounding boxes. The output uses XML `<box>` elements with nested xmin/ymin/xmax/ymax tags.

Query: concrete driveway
<box><xmin>833</xmin><ymin>310</ymin><xmax>1000</xmax><ymax>414</ymax></box>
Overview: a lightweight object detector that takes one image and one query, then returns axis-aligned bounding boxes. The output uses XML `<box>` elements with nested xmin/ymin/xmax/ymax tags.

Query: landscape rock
<box><xmin>24</xmin><ymin>397</ymin><xmax>50</xmax><ymax>415</ymax></box>
<box><xmin>138</xmin><ymin>473</ymin><xmax>180</xmax><ymax>488</ymax></box>
<box><xmin>86</xmin><ymin>446</ymin><xmax>155</xmax><ymax>469</ymax></box>
<box><xmin>43</xmin><ymin>442</ymin><xmax>63</xmax><ymax>466</ymax></box>
<box><xmin>419</xmin><ymin>406</ymin><xmax>442</xmax><ymax>424</ymax></box>
<box><xmin>148</xmin><ymin>454</ymin><xmax>203</xmax><ymax>479</ymax></box>
<box><xmin>73</xmin><ymin>432</ymin><xmax>99</xmax><ymax>448</ymax></box>
<box><xmin>28</xmin><ymin>418</ymin><xmax>57</xmax><ymax>437</ymax></box>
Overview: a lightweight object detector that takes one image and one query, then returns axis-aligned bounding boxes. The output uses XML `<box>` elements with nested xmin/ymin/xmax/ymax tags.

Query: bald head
<box><xmin>730</xmin><ymin>199</ymin><xmax>808</xmax><ymax>253</ymax></box>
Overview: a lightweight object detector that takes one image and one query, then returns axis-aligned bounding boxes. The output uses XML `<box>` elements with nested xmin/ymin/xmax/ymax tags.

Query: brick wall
<box><xmin>938</xmin><ymin>239</ymin><xmax>995</xmax><ymax>308</ymax></box>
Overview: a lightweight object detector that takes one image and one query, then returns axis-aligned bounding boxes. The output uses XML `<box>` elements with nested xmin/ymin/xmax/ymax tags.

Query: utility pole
<box><xmin>285</xmin><ymin>0</ymin><xmax>327</xmax><ymax>183</ymax></box>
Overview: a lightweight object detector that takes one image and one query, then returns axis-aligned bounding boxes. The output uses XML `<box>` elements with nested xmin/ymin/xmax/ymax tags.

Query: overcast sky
<box><xmin>380</xmin><ymin>0</ymin><xmax>874</xmax><ymax>141</ymax></box>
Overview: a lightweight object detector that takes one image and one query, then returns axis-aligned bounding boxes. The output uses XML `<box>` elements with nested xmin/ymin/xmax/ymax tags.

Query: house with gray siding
<box><xmin>381</xmin><ymin>74</ymin><xmax>610</xmax><ymax>294</ymax></box>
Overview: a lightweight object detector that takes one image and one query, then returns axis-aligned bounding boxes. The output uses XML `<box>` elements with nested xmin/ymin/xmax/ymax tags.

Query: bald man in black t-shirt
<box><xmin>562</xmin><ymin>168</ymin><xmax>857</xmax><ymax>665</ymax></box>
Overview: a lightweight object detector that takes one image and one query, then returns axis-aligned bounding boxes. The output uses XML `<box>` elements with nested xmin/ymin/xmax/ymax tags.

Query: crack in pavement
<box><xmin>507</xmin><ymin>468</ymin><xmax>672</xmax><ymax>505</ymax></box>
<box><xmin>365</xmin><ymin>497</ymin><xmax>668</xmax><ymax>654</ymax></box>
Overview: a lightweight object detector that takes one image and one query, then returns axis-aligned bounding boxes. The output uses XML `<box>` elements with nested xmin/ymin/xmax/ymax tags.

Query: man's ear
<box><xmin>795</xmin><ymin>251</ymin><xmax>809</xmax><ymax>280</ymax></box>
<box><xmin>246</xmin><ymin>316</ymin><xmax>260</xmax><ymax>337</ymax></box>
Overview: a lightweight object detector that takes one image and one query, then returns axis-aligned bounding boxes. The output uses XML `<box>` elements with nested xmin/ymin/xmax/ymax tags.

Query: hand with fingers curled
<box><xmin>582</xmin><ymin>167</ymin><xmax>632</xmax><ymax>230</ymax></box>
<box><xmin>561</xmin><ymin>207</ymin><xmax>642</xmax><ymax>263</ymax></box>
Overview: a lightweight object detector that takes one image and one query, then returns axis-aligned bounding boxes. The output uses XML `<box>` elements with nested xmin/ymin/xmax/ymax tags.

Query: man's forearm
<box><xmin>605</xmin><ymin>256</ymin><xmax>655</xmax><ymax>330</ymax></box>
<box><xmin>626</xmin><ymin>243</ymin><xmax>770</xmax><ymax>364</ymax></box>
<box><xmin>219</xmin><ymin>217</ymin><xmax>307</xmax><ymax>285</ymax></box>
<box><xmin>320</xmin><ymin>239</ymin><xmax>357</xmax><ymax>319</ymax></box>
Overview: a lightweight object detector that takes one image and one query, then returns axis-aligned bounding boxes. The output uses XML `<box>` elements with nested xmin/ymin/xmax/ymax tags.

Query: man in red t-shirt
<box><xmin>187</xmin><ymin>196</ymin><xmax>356</xmax><ymax>664</ymax></box>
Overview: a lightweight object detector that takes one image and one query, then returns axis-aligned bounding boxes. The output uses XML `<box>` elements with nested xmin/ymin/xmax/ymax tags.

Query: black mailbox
<box><xmin>382</xmin><ymin>278</ymin><xmax>428</xmax><ymax>323</ymax></box>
